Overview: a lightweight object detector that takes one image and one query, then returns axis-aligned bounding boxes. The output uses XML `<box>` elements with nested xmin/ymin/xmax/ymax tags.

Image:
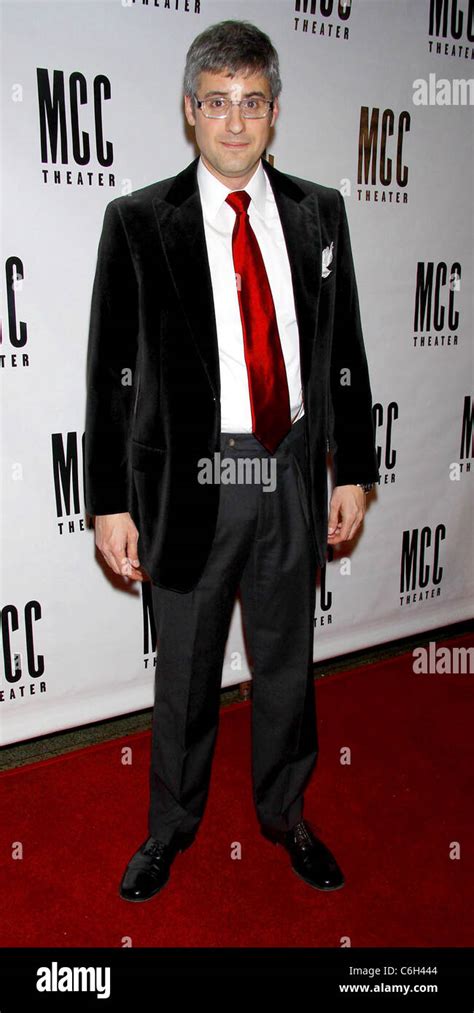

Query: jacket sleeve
<box><xmin>84</xmin><ymin>199</ymin><xmax>139</xmax><ymax>516</ymax></box>
<box><xmin>329</xmin><ymin>190</ymin><xmax>380</xmax><ymax>488</ymax></box>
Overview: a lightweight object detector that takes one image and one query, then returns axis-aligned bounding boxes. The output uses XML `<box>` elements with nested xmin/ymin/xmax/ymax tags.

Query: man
<box><xmin>84</xmin><ymin>19</ymin><xmax>379</xmax><ymax>903</ymax></box>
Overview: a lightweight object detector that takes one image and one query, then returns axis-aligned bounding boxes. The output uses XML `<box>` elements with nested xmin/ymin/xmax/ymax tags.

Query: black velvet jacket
<box><xmin>84</xmin><ymin>155</ymin><xmax>380</xmax><ymax>591</ymax></box>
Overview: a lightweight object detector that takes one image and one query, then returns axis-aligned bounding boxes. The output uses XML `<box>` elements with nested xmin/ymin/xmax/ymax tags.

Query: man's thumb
<box><xmin>327</xmin><ymin>505</ymin><xmax>338</xmax><ymax>535</ymax></box>
<box><xmin>127</xmin><ymin>528</ymin><xmax>140</xmax><ymax>566</ymax></box>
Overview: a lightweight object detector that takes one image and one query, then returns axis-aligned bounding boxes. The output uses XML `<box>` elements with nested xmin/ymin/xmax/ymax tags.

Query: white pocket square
<box><xmin>322</xmin><ymin>241</ymin><xmax>334</xmax><ymax>278</ymax></box>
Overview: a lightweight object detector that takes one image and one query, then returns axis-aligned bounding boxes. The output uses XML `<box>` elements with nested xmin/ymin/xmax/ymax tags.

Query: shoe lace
<box><xmin>142</xmin><ymin>837</ymin><xmax>167</xmax><ymax>859</ymax></box>
<box><xmin>293</xmin><ymin>821</ymin><xmax>317</xmax><ymax>849</ymax></box>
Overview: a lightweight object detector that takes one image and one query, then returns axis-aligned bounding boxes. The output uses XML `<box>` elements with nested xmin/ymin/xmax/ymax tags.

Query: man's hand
<box><xmin>94</xmin><ymin>512</ymin><xmax>147</xmax><ymax>582</ymax></box>
<box><xmin>327</xmin><ymin>485</ymin><xmax>367</xmax><ymax>546</ymax></box>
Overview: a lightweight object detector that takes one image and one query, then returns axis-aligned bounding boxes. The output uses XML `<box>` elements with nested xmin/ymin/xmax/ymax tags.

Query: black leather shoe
<box><xmin>119</xmin><ymin>831</ymin><xmax>195</xmax><ymax>902</ymax></box>
<box><xmin>261</xmin><ymin>819</ymin><xmax>345</xmax><ymax>891</ymax></box>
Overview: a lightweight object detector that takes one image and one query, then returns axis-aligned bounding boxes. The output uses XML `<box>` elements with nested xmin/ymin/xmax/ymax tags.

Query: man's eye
<box><xmin>244</xmin><ymin>100</ymin><xmax>258</xmax><ymax>109</ymax></box>
<box><xmin>210</xmin><ymin>98</ymin><xmax>225</xmax><ymax>108</ymax></box>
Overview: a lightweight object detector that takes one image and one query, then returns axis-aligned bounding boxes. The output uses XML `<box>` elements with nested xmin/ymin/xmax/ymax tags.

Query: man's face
<box><xmin>184</xmin><ymin>68</ymin><xmax>279</xmax><ymax>189</ymax></box>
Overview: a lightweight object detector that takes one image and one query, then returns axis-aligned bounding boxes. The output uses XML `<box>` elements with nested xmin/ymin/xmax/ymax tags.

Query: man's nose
<box><xmin>225</xmin><ymin>104</ymin><xmax>246</xmax><ymax>132</ymax></box>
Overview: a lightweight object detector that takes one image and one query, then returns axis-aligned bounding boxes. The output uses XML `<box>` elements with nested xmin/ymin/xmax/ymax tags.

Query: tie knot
<box><xmin>225</xmin><ymin>190</ymin><xmax>251</xmax><ymax>216</ymax></box>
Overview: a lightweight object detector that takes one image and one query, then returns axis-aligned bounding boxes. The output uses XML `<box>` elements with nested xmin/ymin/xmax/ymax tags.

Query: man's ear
<box><xmin>270</xmin><ymin>96</ymin><xmax>279</xmax><ymax>128</ymax></box>
<box><xmin>184</xmin><ymin>94</ymin><xmax>196</xmax><ymax>127</ymax></box>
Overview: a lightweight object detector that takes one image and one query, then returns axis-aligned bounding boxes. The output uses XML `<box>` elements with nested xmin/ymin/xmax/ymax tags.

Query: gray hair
<box><xmin>183</xmin><ymin>20</ymin><xmax>282</xmax><ymax>102</ymax></box>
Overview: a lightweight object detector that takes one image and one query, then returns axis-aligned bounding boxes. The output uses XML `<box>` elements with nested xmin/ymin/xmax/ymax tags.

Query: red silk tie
<box><xmin>225</xmin><ymin>189</ymin><xmax>291</xmax><ymax>454</ymax></box>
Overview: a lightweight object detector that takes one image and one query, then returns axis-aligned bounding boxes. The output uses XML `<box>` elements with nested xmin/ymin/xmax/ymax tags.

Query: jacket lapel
<box><xmin>262</xmin><ymin>158</ymin><xmax>322</xmax><ymax>384</ymax></box>
<box><xmin>151</xmin><ymin>155</ymin><xmax>322</xmax><ymax>395</ymax></box>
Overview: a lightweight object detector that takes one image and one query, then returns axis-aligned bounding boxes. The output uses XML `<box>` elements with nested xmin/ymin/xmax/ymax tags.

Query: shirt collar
<box><xmin>197</xmin><ymin>154</ymin><xmax>269</xmax><ymax>223</ymax></box>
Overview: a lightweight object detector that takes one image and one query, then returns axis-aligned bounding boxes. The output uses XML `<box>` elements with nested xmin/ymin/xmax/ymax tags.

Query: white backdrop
<box><xmin>1</xmin><ymin>0</ymin><xmax>473</xmax><ymax>745</ymax></box>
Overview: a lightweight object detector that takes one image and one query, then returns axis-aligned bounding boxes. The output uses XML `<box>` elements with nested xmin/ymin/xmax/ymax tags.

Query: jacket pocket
<box><xmin>131</xmin><ymin>438</ymin><xmax>166</xmax><ymax>472</ymax></box>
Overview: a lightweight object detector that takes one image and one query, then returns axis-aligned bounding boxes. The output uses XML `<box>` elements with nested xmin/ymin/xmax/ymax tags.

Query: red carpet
<box><xmin>1</xmin><ymin>633</ymin><xmax>473</xmax><ymax>948</ymax></box>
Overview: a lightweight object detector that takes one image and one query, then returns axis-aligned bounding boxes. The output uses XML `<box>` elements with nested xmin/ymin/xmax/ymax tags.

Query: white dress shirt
<box><xmin>196</xmin><ymin>155</ymin><xmax>304</xmax><ymax>433</ymax></box>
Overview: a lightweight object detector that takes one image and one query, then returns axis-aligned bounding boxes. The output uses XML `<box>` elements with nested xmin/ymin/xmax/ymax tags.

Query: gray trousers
<box><xmin>148</xmin><ymin>416</ymin><xmax>319</xmax><ymax>843</ymax></box>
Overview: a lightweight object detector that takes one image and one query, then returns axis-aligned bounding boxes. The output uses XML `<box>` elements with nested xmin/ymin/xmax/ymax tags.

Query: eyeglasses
<box><xmin>193</xmin><ymin>94</ymin><xmax>274</xmax><ymax>119</ymax></box>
